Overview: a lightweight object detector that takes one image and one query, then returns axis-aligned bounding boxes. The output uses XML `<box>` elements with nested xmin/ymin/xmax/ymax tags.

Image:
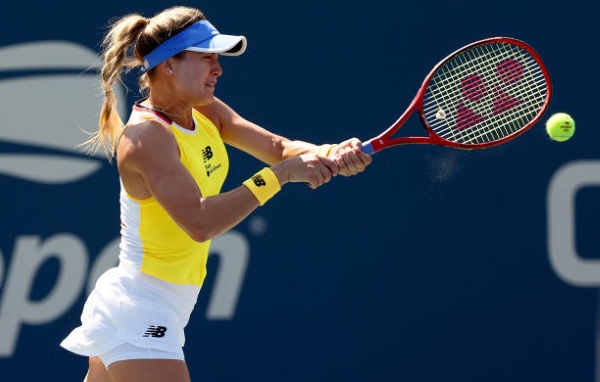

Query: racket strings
<box><xmin>432</xmin><ymin>50</ymin><xmax>544</xmax><ymax>143</ymax></box>
<box><xmin>423</xmin><ymin>42</ymin><xmax>549</xmax><ymax>145</ymax></box>
<box><xmin>431</xmin><ymin>45</ymin><xmax>540</xmax><ymax>139</ymax></box>
<box><xmin>437</xmin><ymin>49</ymin><xmax>542</xmax><ymax>142</ymax></box>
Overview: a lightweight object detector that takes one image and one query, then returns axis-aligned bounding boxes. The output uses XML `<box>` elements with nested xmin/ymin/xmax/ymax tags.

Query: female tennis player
<box><xmin>60</xmin><ymin>5</ymin><xmax>371</xmax><ymax>382</ymax></box>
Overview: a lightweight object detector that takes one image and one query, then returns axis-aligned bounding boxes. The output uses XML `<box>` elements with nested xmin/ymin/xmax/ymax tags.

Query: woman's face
<box><xmin>170</xmin><ymin>51</ymin><xmax>223</xmax><ymax>106</ymax></box>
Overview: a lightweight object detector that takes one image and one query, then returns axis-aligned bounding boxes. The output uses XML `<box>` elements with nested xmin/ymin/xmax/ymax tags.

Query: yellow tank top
<box><xmin>119</xmin><ymin>103</ymin><xmax>229</xmax><ymax>286</ymax></box>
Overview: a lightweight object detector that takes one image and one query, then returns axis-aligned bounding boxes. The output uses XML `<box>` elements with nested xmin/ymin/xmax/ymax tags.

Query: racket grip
<box><xmin>361</xmin><ymin>141</ymin><xmax>375</xmax><ymax>155</ymax></box>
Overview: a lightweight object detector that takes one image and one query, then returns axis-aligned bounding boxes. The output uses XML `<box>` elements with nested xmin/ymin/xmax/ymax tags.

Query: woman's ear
<box><xmin>161</xmin><ymin>60</ymin><xmax>174</xmax><ymax>75</ymax></box>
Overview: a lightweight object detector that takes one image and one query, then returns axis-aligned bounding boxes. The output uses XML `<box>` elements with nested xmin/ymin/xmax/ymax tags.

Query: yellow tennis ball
<box><xmin>546</xmin><ymin>112</ymin><xmax>575</xmax><ymax>142</ymax></box>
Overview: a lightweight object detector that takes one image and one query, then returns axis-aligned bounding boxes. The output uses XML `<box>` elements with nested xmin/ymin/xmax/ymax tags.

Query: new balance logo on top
<box><xmin>143</xmin><ymin>325</ymin><xmax>167</xmax><ymax>338</ymax></box>
<box><xmin>202</xmin><ymin>146</ymin><xmax>213</xmax><ymax>162</ymax></box>
<box><xmin>251</xmin><ymin>174</ymin><xmax>267</xmax><ymax>187</ymax></box>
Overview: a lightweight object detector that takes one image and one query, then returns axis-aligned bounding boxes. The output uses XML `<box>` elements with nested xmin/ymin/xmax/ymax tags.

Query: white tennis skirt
<box><xmin>60</xmin><ymin>260</ymin><xmax>201</xmax><ymax>360</ymax></box>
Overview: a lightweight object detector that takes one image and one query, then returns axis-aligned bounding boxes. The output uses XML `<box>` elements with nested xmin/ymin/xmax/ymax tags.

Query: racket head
<box><xmin>417</xmin><ymin>37</ymin><xmax>552</xmax><ymax>149</ymax></box>
<box><xmin>364</xmin><ymin>37</ymin><xmax>552</xmax><ymax>154</ymax></box>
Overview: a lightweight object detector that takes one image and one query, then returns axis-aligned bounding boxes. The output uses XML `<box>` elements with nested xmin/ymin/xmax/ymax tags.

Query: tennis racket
<box><xmin>361</xmin><ymin>37</ymin><xmax>552</xmax><ymax>154</ymax></box>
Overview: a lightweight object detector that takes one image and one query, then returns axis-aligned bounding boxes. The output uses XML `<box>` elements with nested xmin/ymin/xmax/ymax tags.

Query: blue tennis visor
<box><xmin>142</xmin><ymin>19</ymin><xmax>247</xmax><ymax>71</ymax></box>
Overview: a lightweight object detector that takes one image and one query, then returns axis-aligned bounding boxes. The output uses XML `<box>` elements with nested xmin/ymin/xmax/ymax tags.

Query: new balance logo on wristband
<box><xmin>143</xmin><ymin>325</ymin><xmax>167</xmax><ymax>338</ymax></box>
<box><xmin>251</xmin><ymin>174</ymin><xmax>267</xmax><ymax>187</ymax></box>
<box><xmin>243</xmin><ymin>168</ymin><xmax>280</xmax><ymax>205</ymax></box>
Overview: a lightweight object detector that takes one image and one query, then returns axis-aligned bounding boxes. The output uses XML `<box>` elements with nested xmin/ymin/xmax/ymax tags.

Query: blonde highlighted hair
<box><xmin>86</xmin><ymin>6</ymin><xmax>205</xmax><ymax>159</ymax></box>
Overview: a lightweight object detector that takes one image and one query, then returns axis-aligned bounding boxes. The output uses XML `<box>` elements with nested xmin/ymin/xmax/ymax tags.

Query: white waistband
<box><xmin>117</xmin><ymin>259</ymin><xmax>201</xmax><ymax>319</ymax></box>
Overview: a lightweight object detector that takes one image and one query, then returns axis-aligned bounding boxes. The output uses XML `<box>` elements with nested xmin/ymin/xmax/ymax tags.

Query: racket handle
<box><xmin>361</xmin><ymin>141</ymin><xmax>375</xmax><ymax>155</ymax></box>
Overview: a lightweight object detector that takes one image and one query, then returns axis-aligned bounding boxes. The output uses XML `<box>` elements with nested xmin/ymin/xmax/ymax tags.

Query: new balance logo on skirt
<box><xmin>143</xmin><ymin>325</ymin><xmax>167</xmax><ymax>338</ymax></box>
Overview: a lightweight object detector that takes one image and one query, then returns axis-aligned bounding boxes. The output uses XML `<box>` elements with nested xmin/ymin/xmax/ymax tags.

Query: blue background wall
<box><xmin>0</xmin><ymin>0</ymin><xmax>598</xmax><ymax>381</ymax></box>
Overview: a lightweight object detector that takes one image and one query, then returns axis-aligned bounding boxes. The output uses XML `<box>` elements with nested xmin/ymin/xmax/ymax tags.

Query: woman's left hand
<box><xmin>330</xmin><ymin>138</ymin><xmax>372</xmax><ymax>177</ymax></box>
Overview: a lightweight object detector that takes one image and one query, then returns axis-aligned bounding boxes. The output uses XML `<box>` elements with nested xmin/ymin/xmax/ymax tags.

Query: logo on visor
<box><xmin>0</xmin><ymin>41</ymin><xmax>126</xmax><ymax>185</ymax></box>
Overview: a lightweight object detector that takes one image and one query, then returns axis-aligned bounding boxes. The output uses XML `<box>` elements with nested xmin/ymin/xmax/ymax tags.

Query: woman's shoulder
<box><xmin>118</xmin><ymin>118</ymin><xmax>177</xmax><ymax>166</ymax></box>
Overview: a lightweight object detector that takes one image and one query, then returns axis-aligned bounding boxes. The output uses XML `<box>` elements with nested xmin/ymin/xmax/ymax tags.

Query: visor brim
<box><xmin>185</xmin><ymin>34</ymin><xmax>247</xmax><ymax>56</ymax></box>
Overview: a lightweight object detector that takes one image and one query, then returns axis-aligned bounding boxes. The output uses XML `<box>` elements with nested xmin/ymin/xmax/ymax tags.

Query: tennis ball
<box><xmin>546</xmin><ymin>112</ymin><xmax>575</xmax><ymax>142</ymax></box>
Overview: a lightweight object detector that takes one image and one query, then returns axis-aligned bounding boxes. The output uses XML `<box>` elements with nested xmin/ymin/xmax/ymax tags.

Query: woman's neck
<box><xmin>143</xmin><ymin>96</ymin><xmax>195</xmax><ymax>130</ymax></box>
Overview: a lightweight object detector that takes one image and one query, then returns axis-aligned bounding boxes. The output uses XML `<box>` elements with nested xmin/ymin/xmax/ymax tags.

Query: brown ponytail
<box><xmin>85</xmin><ymin>6</ymin><xmax>204</xmax><ymax>159</ymax></box>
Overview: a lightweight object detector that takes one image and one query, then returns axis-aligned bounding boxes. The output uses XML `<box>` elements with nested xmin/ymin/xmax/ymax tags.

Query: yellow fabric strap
<box><xmin>243</xmin><ymin>167</ymin><xmax>281</xmax><ymax>206</ymax></box>
<box><xmin>317</xmin><ymin>144</ymin><xmax>337</xmax><ymax>157</ymax></box>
